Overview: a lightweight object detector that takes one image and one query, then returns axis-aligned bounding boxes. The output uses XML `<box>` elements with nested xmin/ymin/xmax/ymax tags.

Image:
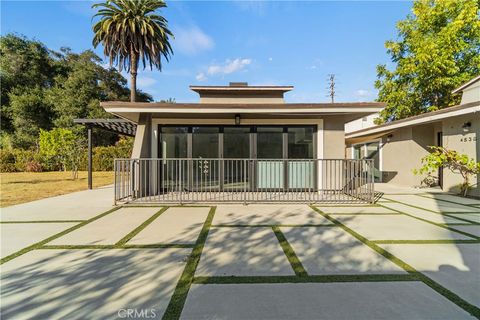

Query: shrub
<box><xmin>0</xmin><ymin>149</ymin><xmax>17</xmax><ymax>172</ymax></box>
<box><xmin>25</xmin><ymin>160</ymin><xmax>43</xmax><ymax>172</ymax></box>
<box><xmin>414</xmin><ymin>146</ymin><xmax>480</xmax><ymax>197</ymax></box>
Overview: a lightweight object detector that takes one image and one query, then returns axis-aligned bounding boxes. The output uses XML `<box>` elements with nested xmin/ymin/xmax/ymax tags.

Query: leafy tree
<box><xmin>92</xmin><ymin>0</ymin><xmax>173</xmax><ymax>102</ymax></box>
<box><xmin>0</xmin><ymin>34</ymin><xmax>56</xmax><ymax>133</ymax></box>
<box><xmin>9</xmin><ymin>87</ymin><xmax>54</xmax><ymax>148</ymax></box>
<box><xmin>375</xmin><ymin>0</ymin><xmax>480</xmax><ymax>122</ymax></box>
<box><xmin>39</xmin><ymin>128</ymin><xmax>86</xmax><ymax>178</ymax></box>
<box><xmin>414</xmin><ymin>146</ymin><xmax>480</xmax><ymax>196</ymax></box>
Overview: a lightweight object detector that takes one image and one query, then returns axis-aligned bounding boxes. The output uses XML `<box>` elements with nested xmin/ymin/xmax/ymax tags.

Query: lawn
<box><xmin>0</xmin><ymin>171</ymin><xmax>114</xmax><ymax>207</ymax></box>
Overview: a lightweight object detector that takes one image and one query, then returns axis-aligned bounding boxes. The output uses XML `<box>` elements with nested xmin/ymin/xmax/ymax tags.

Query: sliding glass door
<box><xmin>159</xmin><ymin>125</ymin><xmax>316</xmax><ymax>192</ymax></box>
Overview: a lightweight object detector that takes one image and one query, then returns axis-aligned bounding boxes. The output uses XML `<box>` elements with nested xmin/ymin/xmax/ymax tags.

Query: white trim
<box><xmin>105</xmin><ymin>106</ymin><xmax>384</xmax><ymax>115</ymax></box>
<box><xmin>346</xmin><ymin>104</ymin><xmax>480</xmax><ymax>139</ymax></box>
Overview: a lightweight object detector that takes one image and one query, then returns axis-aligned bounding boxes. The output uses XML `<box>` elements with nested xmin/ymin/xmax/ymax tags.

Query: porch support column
<box><xmin>87</xmin><ymin>124</ymin><xmax>93</xmax><ymax>190</ymax></box>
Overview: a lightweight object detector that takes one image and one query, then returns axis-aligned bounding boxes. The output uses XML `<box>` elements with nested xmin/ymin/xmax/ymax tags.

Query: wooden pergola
<box><xmin>73</xmin><ymin>118</ymin><xmax>136</xmax><ymax>189</ymax></box>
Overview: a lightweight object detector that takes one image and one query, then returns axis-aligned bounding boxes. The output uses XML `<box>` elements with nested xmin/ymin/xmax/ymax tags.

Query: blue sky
<box><xmin>1</xmin><ymin>1</ymin><xmax>412</xmax><ymax>103</ymax></box>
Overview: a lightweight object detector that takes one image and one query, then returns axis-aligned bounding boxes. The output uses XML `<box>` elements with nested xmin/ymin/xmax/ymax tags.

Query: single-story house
<box><xmin>101</xmin><ymin>82</ymin><xmax>384</xmax><ymax>203</ymax></box>
<box><xmin>345</xmin><ymin>76</ymin><xmax>480</xmax><ymax>197</ymax></box>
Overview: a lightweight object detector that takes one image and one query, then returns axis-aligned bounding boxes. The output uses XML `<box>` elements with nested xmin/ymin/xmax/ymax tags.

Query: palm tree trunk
<box><xmin>130</xmin><ymin>49</ymin><xmax>138</xmax><ymax>102</ymax></box>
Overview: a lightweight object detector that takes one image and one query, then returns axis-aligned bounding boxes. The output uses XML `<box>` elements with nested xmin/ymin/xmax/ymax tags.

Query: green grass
<box><xmin>162</xmin><ymin>206</ymin><xmax>216</xmax><ymax>320</ymax></box>
<box><xmin>192</xmin><ymin>274</ymin><xmax>418</xmax><ymax>284</ymax></box>
<box><xmin>310</xmin><ymin>205</ymin><xmax>480</xmax><ymax>318</ymax></box>
<box><xmin>272</xmin><ymin>226</ymin><xmax>308</xmax><ymax>277</ymax></box>
<box><xmin>0</xmin><ymin>206</ymin><xmax>121</xmax><ymax>265</ymax></box>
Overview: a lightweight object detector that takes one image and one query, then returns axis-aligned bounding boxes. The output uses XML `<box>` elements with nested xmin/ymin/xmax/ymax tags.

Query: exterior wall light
<box><xmin>386</xmin><ymin>134</ymin><xmax>393</xmax><ymax>142</ymax></box>
<box><xmin>462</xmin><ymin>122</ymin><xmax>471</xmax><ymax>132</ymax></box>
<box><xmin>235</xmin><ymin>114</ymin><xmax>241</xmax><ymax>126</ymax></box>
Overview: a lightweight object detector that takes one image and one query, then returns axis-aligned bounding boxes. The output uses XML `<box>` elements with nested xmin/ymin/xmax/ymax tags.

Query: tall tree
<box><xmin>92</xmin><ymin>0</ymin><xmax>173</xmax><ymax>102</ymax></box>
<box><xmin>375</xmin><ymin>0</ymin><xmax>480</xmax><ymax>122</ymax></box>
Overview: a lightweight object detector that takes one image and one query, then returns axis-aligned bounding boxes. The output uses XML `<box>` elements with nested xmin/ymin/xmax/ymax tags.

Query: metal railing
<box><xmin>114</xmin><ymin>158</ymin><xmax>374</xmax><ymax>204</ymax></box>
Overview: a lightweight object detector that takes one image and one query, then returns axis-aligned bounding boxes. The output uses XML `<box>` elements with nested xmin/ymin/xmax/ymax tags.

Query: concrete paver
<box><xmin>128</xmin><ymin>207</ymin><xmax>209</xmax><ymax>245</ymax></box>
<box><xmin>380</xmin><ymin>244</ymin><xmax>480</xmax><ymax>307</ymax></box>
<box><xmin>447</xmin><ymin>213</ymin><xmax>480</xmax><ymax>224</ymax></box>
<box><xmin>449</xmin><ymin>225</ymin><xmax>480</xmax><ymax>237</ymax></box>
<box><xmin>380</xmin><ymin>202</ymin><xmax>466</xmax><ymax>224</ymax></box>
<box><xmin>318</xmin><ymin>206</ymin><xmax>398</xmax><ymax>214</ymax></box>
<box><xmin>195</xmin><ymin>227</ymin><xmax>294</xmax><ymax>276</ymax></box>
<box><xmin>0</xmin><ymin>186</ymin><xmax>114</xmax><ymax>221</ymax></box>
<box><xmin>385</xmin><ymin>195</ymin><xmax>480</xmax><ymax>213</ymax></box>
<box><xmin>213</xmin><ymin>204</ymin><xmax>332</xmax><ymax>225</ymax></box>
<box><xmin>181</xmin><ymin>282</ymin><xmax>475</xmax><ymax>320</ymax></box>
<box><xmin>332</xmin><ymin>215</ymin><xmax>472</xmax><ymax>240</ymax></box>
<box><xmin>1</xmin><ymin>222</ymin><xmax>77</xmax><ymax>258</ymax></box>
<box><xmin>49</xmin><ymin>207</ymin><xmax>159</xmax><ymax>245</ymax></box>
<box><xmin>420</xmin><ymin>194</ymin><xmax>480</xmax><ymax>206</ymax></box>
<box><xmin>281</xmin><ymin>227</ymin><xmax>406</xmax><ymax>275</ymax></box>
<box><xmin>0</xmin><ymin>248</ymin><xmax>189</xmax><ymax>320</ymax></box>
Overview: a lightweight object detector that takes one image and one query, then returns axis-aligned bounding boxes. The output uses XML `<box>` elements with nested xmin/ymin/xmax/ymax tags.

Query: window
<box><xmin>288</xmin><ymin>127</ymin><xmax>314</xmax><ymax>159</ymax></box>
<box><xmin>160</xmin><ymin>127</ymin><xmax>188</xmax><ymax>158</ymax></box>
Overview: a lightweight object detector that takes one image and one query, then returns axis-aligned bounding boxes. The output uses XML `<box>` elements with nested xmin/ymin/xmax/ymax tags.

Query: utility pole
<box><xmin>327</xmin><ymin>74</ymin><xmax>336</xmax><ymax>103</ymax></box>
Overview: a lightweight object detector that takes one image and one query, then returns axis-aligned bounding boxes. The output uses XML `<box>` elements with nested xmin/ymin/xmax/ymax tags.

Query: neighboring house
<box><xmin>102</xmin><ymin>82</ymin><xmax>383</xmax><ymax>203</ymax></box>
<box><xmin>345</xmin><ymin>112</ymin><xmax>379</xmax><ymax>134</ymax></box>
<box><xmin>345</xmin><ymin>76</ymin><xmax>480</xmax><ymax>197</ymax></box>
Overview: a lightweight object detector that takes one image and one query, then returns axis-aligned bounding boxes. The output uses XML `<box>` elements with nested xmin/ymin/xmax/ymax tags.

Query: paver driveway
<box><xmin>1</xmin><ymin>191</ymin><xmax>479</xmax><ymax>319</ymax></box>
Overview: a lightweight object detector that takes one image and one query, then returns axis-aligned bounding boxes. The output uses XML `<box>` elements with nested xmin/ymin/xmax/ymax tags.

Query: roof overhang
<box><xmin>101</xmin><ymin>101</ymin><xmax>386</xmax><ymax>123</ymax></box>
<box><xmin>346</xmin><ymin>102</ymin><xmax>480</xmax><ymax>140</ymax></box>
<box><xmin>189</xmin><ymin>85</ymin><xmax>294</xmax><ymax>95</ymax></box>
<box><xmin>452</xmin><ymin>75</ymin><xmax>480</xmax><ymax>94</ymax></box>
<box><xmin>73</xmin><ymin>118</ymin><xmax>136</xmax><ymax>136</ymax></box>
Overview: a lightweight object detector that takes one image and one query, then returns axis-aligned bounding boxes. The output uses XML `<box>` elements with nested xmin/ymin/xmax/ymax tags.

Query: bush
<box><xmin>25</xmin><ymin>160</ymin><xmax>43</xmax><ymax>172</ymax></box>
<box><xmin>0</xmin><ymin>149</ymin><xmax>17</xmax><ymax>172</ymax></box>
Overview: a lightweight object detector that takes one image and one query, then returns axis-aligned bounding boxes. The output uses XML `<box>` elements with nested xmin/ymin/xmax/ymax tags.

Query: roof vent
<box><xmin>229</xmin><ymin>82</ymin><xmax>248</xmax><ymax>87</ymax></box>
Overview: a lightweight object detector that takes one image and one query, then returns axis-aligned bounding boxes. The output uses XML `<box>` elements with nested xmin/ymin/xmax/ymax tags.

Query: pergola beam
<box><xmin>74</xmin><ymin>118</ymin><xmax>137</xmax><ymax>190</ymax></box>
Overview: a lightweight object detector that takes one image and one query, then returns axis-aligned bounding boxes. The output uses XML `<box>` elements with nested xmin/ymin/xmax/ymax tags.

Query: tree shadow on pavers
<box><xmin>0</xmin><ymin>249</ymin><xmax>189</xmax><ymax>319</ymax></box>
<box><xmin>214</xmin><ymin>204</ymin><xmax>328</xmax><ymax>225</ymax></box>
<box><xmin>196</xmin><ymin>227</ymin><xmax>294</xmax><ymax>276</ymax></box>
<box><xmin>281</xmin><ymin>225</ymin><xmax>404</xmax><ymax>275</ymax></box>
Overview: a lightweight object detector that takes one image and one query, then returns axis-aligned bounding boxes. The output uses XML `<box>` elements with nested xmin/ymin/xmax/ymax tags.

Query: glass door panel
<box><xmin>257</xmin><ymin>127</ymin><xmax>283</xmax><ymax>189</ymax></box>
<box><xmin>365</xmin><ymin>141</ymin><xmax>381</xmax><ymax>182</ymax></box>
<box><xmin>160</xmin><ymin>127</ymin><xmax>188</xmax><ymax>191</ymax></box>
<box><xmin>287</xmin><ymin>127</ymin><xmax>314</xmax><ymax>189</ymax></box>
<box><xmin>192</xmin><ymin>127</ymin><xmax>220</xmax><ymax>190</ymax></box>
<box><xmin>223</xmin><ymin>127</ymin><xmax>250</xmax><ymax>190</ymax></box>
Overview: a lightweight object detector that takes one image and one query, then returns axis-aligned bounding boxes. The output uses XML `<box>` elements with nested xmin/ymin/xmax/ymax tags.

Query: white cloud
<box><xmin>356</xmin><ymin>89</ymin><xmax>371</xmax><ymax>98</ymax></box>
<box><xmin>137</xmin><ymin>76</ymin><xmax>157</xmax><ymax>87</ymax></box>
<box><xmin>268</xmin><ymin>57</ymin><xmax>273</xmax><ymax>62</ymax></box>
<box><xmin>196</xmin><ymin>72</ymin><xmax>207</xmax><ymax>81</ymax></box>
<box><xmin>173</xmin><ymin>26</ymin><xmax>214</xmax><ymax>55</ymax></box>
<box><xmin>207</xmin><ymin>58</ymin><xmax>252</xmax><ymax>76</ymax></box>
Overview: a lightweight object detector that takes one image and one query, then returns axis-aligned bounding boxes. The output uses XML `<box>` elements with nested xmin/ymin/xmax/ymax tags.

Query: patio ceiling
<box><xmin>73</xmin><ymin>118</ymin><xmax>136</xmax><ymax>136</ymax></box>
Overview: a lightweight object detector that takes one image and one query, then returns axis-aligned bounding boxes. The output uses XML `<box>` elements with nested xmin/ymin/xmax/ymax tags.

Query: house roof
<box><xmin>345</xmin><ymin>101</ymin><xmax>480</xmax><ymax>140</ymax></box>
<box><xmin>452</xmin><ymin>75</ymin><xmax>480</xmax><ymax>94</ymax></box>
<box><xmin>190</xmin><ymin>83</ymin><xmax>294</xmax><ymax>94</ymax></box>
<box><xmin>101</xmin><ymin>101</ymin><xmax>386</xmax><ymax>123</ymax></box>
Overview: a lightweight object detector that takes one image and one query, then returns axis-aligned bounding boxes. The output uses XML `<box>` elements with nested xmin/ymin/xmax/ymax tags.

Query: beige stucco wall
<box><xmin>323</xmin><ymin>116</ymin><xmax>346</xmax><ymax>159</ymax></box>
<box><xmin>442</xmin><ymin>114</ymin><xmax>479</xmax><ymax>197</ymax></box>
<box><xmin>199</xmin><ymin>93</ymin><xmax>285</xmax><ymax>104</ymax></box>
<box><xmin>460</xmin><ymin>81</ymin><xmax>480</xmax><ymax>104</ymax></box>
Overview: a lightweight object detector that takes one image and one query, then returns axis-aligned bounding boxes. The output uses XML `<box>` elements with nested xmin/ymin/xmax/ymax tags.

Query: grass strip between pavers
<box><xmin>162</xmin><ymin>206</ymin><xmax>216</xmax><ymax>320</ymax></box>
<box><xmin>372</xmin><ymin>239</ymin><xmax>480</xmax><ymax>244</ymax></box>
<box><xmin>442</xmin><ymin>214</ymin><xmax>480</xmax><ymax>225</ymax></box>
<box><xmin>192</xmin><ymin>274</ymin><xmax>418</xmax><ymax>284</ymax></box>
<box><xmin>382</xmin><ymin>196</ymin><xmax>480</xmax><ymax>215</ymax></box>
<box><xmin>377</xmin><ymin>201</ymin><xmax>480</xmax><ymax>240</ymax></box>
<box><xmin>310</xmin><ymin>205</ymin><xmax>480</xmax><ymax>318</ymax></box>
<box><xmin>0</xmin><ymin>206</ymin><xmax>121</xmax><ymax>265</ymax></box>
<box><xmin>272</xmin><ymin>226</ymin><xmax>308</xmax><ymax>277</ymax></box>
<box><xmin>115</xmin><ymin>207</ymin><xmax>170</xmax><ymax>246</ymax></box>
<box><xmin>0</xmin><ymin>220</ymin><xmax>86</xmax><ymax>224</ymax></box>
<box><xmin>212</xmin><ymin>224</ymin><xmax>335</xmax><ymax>228</ymax></box>
<box><xmin>416</xmin><ymin>194</ymin><xmax>480</xmax><ymax>209</ymax></box>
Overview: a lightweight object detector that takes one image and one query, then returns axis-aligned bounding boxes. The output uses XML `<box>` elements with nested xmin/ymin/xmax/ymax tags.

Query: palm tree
<box><xmin>92</xmin><ymin>0</ymin><xmax>173</xmax><ymax>102</ymax></box>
